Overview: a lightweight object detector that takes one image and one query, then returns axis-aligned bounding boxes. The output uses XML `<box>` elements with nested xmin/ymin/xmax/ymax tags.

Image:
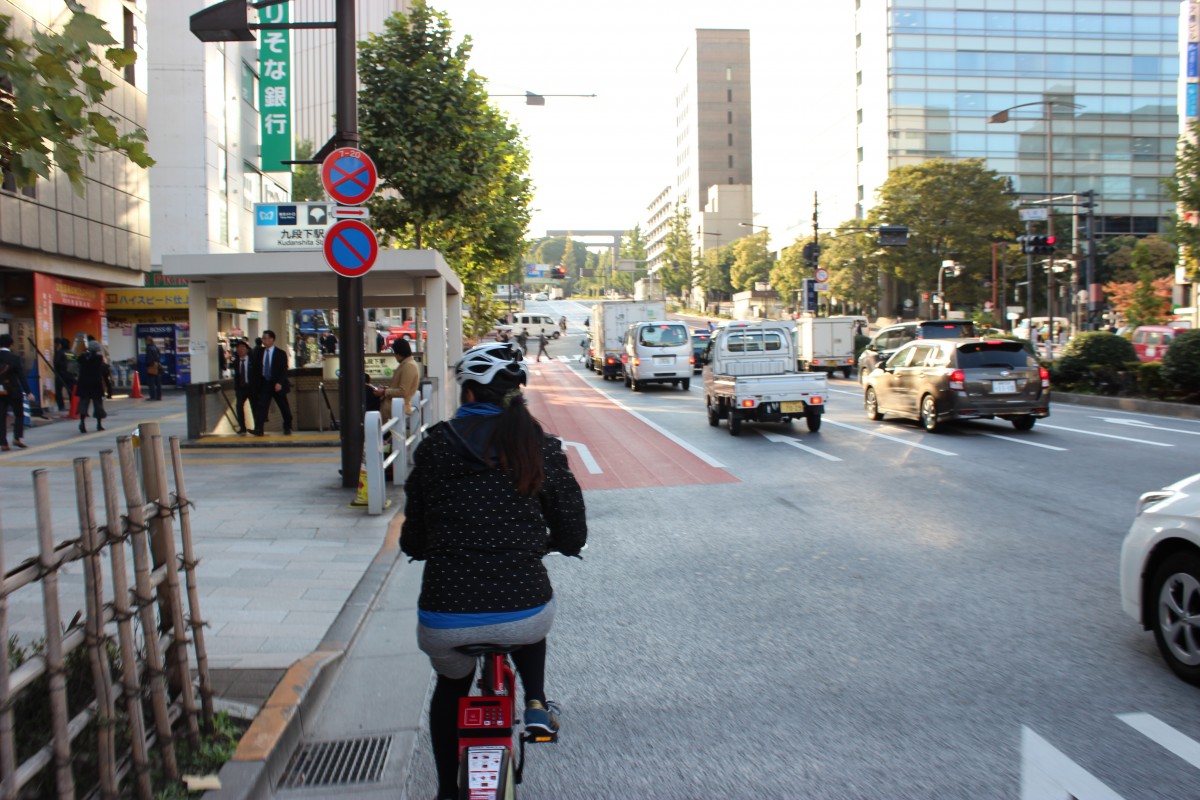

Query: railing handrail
<box><xmin>363</xmin><ymin>379</ymin><xmax>438</xmax><ymax>515</ymax></box>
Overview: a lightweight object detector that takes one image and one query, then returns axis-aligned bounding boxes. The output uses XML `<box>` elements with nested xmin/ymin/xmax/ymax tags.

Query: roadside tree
<box><xmin>291</xmin><ymin>140</ymin><xmax>324</xmax><ymax>201</ymax></box>
<box><xmin>0</xmin><ymin>5</ymin><xmax>154</xmax><ymax>190</ymax></box>
<box><xmin>822</xmin><ymin>223</ymin><xmax>882</xmax><ymax>315</ymax></box>
<box><xmin>659</xmin><ymin>202</ymin><xmax>694</xmax><ymax>298</ymax></box>
<box><xmin>730</xmin><ymin>230</ymin><xmax>772</xmax><ymax>292</ymax></box>
<box><xmin>1104</xmin><ymin>242</ymin><xmax>1173</xmax><ymax>329</ymax></box>
<box><xmin>1168</xmin><ymin>119</ymin><xmax>1200</xmax><ymax>282</ymax></box>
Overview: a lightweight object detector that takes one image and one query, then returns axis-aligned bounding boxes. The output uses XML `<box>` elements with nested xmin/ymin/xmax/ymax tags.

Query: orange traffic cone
<box><xmin>67</xmin><ymin>386</ymin><xmax>80</xmax><ymax>419</ymax></box>
<box><xmin>130</xmin><ymin>369</ymin><xmax>143</xmax><ymax>399</ymax></box>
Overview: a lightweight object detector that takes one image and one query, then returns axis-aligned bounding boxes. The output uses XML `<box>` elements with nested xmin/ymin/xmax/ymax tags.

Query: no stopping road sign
<box><xmin>321</xmin><ymin>148</ymin><xmax>378</xmax><ymax>206</ymax></box>
<box><xmin>324</xmin><ymin>219</ymin><xmax>378</xmax><ymax>277</ymax></box>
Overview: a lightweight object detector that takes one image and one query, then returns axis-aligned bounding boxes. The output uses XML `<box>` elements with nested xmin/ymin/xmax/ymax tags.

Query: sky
<box><xmin>435</xmin><ymin>1</ymin><xmax>860</xmax><ymax>247</ymax></box>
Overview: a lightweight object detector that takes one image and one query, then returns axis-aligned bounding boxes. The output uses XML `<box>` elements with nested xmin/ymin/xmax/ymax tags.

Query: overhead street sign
<box><xmin>253</xmin><ymin>203</ymin><xmax>329</xmax><ymax>252</ymax></box>
<box><xmin>322</xmin><ymin>147</ymin><xmax>378</xmax><ymax>206</ymax></box>
<box><xmin>1019</xmin><ymin>208</ymin><xmax>1049</xmax><ymax>221</ymax></box>
<box><xmin>323</xmin><ymin>219</ymin><xmax>379</xmax><ymax>278</ymax></box>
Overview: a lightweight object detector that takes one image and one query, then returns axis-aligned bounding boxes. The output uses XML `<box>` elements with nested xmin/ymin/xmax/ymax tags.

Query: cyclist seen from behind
<box><xmin>400</xmin><ymin>342</ymin><xmax>588</xmax><ymax>800</ymax></box>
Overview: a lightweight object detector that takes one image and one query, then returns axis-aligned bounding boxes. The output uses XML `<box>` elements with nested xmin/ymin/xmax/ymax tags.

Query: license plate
<box><xmin>780</xmin><ymin>401</ymin><xmax>805</xmax><ymax>413</ymax></box>
<box><xmin>654</xmin><ymin>356</ymin><xmax>674</xmax><ymax>365</ymax></box>
<box><xmin>992</xmin><ymin>380</ymin><xmax>1017</xmax><ymax>394</ymax></box>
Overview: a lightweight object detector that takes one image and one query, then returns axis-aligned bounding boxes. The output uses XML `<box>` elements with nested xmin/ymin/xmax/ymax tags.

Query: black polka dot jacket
<box><xmin>400</xmin><ymin>417</ymin><xmax>588</xmax><ymax>614</ymax></box>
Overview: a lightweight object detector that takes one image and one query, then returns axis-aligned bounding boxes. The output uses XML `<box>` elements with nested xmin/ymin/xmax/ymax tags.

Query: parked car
<box><xmin>690</xmin><ymin>329</ymin><xmax>710</xmax><ymax>373</ymax></box>
<box><xmin>383</xmin><ymin>321</ymin><xmax>427</xmax><ymax>348</ymax></box>
<box><xmin>1120</xmin><ymin>471</ymin><xmax>1200</xmax><ymax>686</ymax></box>
<box><xmin>858</xmin><ymin>320</ymin><xmax>977</xmax><ymax>385</ymax></box>
<box><xmin>533</xmin><ymin>292</ymin><xmax>549</xmax><ymax>301</ymax></box>
<box><xmin>863</xmin><ymin>337</ymin><xmax>1050</xmax><ymax>432</ymax></box>
<box><xmin>1131</xmin><ymin>325</ymin><xmax>1180</xmax><ymax>363</ymax></box>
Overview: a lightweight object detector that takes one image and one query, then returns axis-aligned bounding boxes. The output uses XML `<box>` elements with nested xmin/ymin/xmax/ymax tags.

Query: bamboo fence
<box><xmin>0</xmin><ymin>425</ymin><xmax>213</xmax><ymax>799</ymax></box>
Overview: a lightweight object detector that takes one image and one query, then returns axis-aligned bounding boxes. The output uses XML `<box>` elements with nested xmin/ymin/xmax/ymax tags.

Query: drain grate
<box><xmin>279</xmin><ymin>735</ymin><xmax>392</xmax><ymax>788</ymax></box>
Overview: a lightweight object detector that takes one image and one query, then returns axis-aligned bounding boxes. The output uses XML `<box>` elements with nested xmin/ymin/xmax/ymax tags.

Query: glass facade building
<box><xmin>855</xmin><ymin>0</ymin><xmax>1179</xmax><ymax>236</ymax></box>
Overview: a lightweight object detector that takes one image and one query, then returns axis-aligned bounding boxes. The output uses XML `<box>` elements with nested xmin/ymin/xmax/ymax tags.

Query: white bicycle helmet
<box><xmin>455</xmin><ymin>342</ymin><xmax>529</xmax><ymax>386</ymax></box>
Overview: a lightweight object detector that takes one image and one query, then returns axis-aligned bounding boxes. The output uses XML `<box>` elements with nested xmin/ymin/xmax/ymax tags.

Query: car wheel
<box><xmin>631</xmin><ymin>379</ymin><xmax>641</xmax><ymax>392</ymax></box>
<box><xmin>707</xmin><ymin>397</ymin><xmax>720</xmax><ymax>427</ymax></box>
<box><xmin>806</xmin><ymin>412</ymin><xmax>821</xmax><ymax>432</ymax></box>
<box><xmin>681</xmin><ymin>378</ymin><xmax>690</xmax><ymax>391</ymax></box>
<box><xmin>865</xmin><ymin>387</ymin><xmax>882</xmax><ymax>420</ymax></box>
<box><xmin>728</xmin><ymin>409</ymin><xmax>742</xmax><ymax>436</ymax></box>
<box><xmin>920</xmin><ymin>394</ymin><xmax>940</xmax><ymax>433</ymax></box>
<box><xmin>624</xmin><ymin>373</ymin><xmax>631</xmax><ymax>388</ymax></box>
<box><xmin>1011</xmin><ymin>415</ymin><xmax>1036</xmax><ymax>431</ymax></box>
<box><xmin>1149</xmin><ymin>551</ymin><xmax>1200</xmax><ymax>686</ymax></box>
<box><xmin>843</xmin><ymin>367</ymin><xmax>853</xmax><ymax>380</ymax></box>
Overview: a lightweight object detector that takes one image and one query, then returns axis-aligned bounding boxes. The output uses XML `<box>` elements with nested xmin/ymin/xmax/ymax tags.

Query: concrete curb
<box><xmin>1054</xmin><ymin>391</ymin><xmax>1200</xmax><ymax>419</ymax></box>
<box><xmin>204</xmin><ymin>511</ymin><xmax>406</xmax><ymax>800</ymax></box>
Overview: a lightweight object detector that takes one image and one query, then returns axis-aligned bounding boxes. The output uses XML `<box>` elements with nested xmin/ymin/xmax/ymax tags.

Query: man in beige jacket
<box><xmin>378</xmin><ymin>337</ymin><xmax>421</xmax><ymax>423</ymax></box>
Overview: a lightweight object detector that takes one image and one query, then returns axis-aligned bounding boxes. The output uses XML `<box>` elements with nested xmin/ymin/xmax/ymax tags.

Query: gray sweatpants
<box><xmin>417</xmin><ymin>599</ymin><xmax>556</xmax><ymax>679</ymax></box>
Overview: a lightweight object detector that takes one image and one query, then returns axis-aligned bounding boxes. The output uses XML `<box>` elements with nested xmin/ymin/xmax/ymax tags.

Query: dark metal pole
<box><xmin>335</xmin><ymin>0</ymin><xmax>364</xmax><ymax>487</ymax></box>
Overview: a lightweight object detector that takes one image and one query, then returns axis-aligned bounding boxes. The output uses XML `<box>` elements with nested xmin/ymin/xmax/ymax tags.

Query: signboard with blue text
<box><xmin>258</xmin><ymin>3</ymin><xmax>291</xmax><ymax>172</ymax></box>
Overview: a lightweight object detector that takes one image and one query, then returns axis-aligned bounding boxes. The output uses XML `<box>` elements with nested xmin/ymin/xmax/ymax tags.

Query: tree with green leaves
<box><xmin>872</xmin><ymin>159</ymin><xmax>1018</xmax><ymax>308</ymax></box>
<box><xmin>0</xmin><ymin>3</ymin><xmax>154</xmax><ymax>191</ymax></box>
<box><xmin>1168</xmin><ymin>119</ymin><xmax>1200</xmax><ymax>282</ymax></box>
<box><xmin>730</xmin><ymin>230</ymin><xmax>773</xmax><ymax>292</ymax></box>
<box><xmin>614</xmin><ymin>226</ymin><xmax>647</xmax><ymax>295</ymax></box>
<box><xmin>659</xmin><ymin>202</ymin><xmax>694</xmax><ymax>297</ymax></box>
<box><xmin>291</xmin><ymin>140</ymin><xmax>324</xmax><ymax>201</ymax></box>
<box><xmin>1099</xmin><ymin>234</ymin><xmax>1175</xmax><ymax>284</ymax></box>
<box><xmin>1104</xmin><ymin>241</ymin><xmax>1173</xmax><ymax>328</ymax></box>
<box><xmin>357</xmin><ymin>2</ymin><xmax>533</xmax><ymax>338</ymax></box>
<box><xmin>697</xmin><ymin>243</ymin><xmax>735</xmax><ymax>305</ymax></box>
<box><xmin>822</xmin><ymin>223</ymin><xmax>882</xmax><ymax>314</ymax></box>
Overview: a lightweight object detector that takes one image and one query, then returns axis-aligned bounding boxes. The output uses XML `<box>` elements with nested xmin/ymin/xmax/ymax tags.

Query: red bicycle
<box><xmin>454</xmin><ymin>643</ymin><xmax>557</xmax><ymax>800</ymax></box>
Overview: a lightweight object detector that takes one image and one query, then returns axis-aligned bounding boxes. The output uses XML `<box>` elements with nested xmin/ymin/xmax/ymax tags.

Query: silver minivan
<box><xmin>620</xmin><ymin>321</ymin><xmax>693</xmax><ymax>391</ymax></box>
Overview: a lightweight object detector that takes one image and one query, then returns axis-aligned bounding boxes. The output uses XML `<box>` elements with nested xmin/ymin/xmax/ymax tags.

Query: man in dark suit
<box><xmin>0</xmin><ymin>334</ymin><xmax>32</xmax><ymax>450</ymax></box>
<box><xmin>253</xmin><ymin>329</ymin><xmax>292</xmax><ymax>435</ymax></box>
<box><xmin>231</xmin><ymin>339</ymin><xmax>258</xmax><ymax>435</ymax></box>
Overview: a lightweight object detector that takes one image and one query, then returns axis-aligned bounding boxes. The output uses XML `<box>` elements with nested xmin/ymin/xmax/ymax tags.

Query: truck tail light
<box><xmin>948</xmin><ymin>369</ymin><xmax>965</xmax><ymax>390</ymax></box>
<box><xmin>1039</xmin><ymin>366</ymin><xmax>1050</xmax><ymax>389</ymax></box>
<box><xmin>740</xmin><ymin>399</ymin><xmax>756</xmax><ymax>408</ymax></box>
<box><xmin>632</xmin><ymin>358</ymin><xmax>640</xmax><ymax>366</ymax></box>
<box><xmin>809</xmin><ymin>396</ymin><xmax>823</xmax><ymax>405</ymax></box>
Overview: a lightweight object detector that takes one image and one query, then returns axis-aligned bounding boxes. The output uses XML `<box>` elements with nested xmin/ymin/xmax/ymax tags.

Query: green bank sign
<box><xmin>258</xmin><ymin>3</ymin><xmax>291</xmax><ymax>172</ymax></box>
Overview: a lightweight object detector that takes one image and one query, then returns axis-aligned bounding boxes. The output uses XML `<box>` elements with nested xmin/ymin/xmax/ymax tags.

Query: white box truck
<box><xmin>795</xmin><ymin>316</ymin><xmax>858</xmax><ymax>378</ymax></box>
<box><xmin>587</xmin><ymin>300</ymin><xmax>666</xmax><ymax>379</ymax></box>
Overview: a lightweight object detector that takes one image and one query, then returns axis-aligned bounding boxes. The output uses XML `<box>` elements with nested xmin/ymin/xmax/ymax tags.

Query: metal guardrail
<box><xmin>362</xmin><ymin>380</ymin><xmax>437</xmax><ymax>515</ymax></box>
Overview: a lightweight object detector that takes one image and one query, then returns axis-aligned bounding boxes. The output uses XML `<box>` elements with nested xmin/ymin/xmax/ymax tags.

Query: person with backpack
<box><xmin>0</xmin><ymin>334</ymin><xmax>32</xmax><ymax>450</ymax></box>
<box><xmin>76</xmin><ymin>340</ymin><xmax>110</xmax><ymax>433</ymax></box>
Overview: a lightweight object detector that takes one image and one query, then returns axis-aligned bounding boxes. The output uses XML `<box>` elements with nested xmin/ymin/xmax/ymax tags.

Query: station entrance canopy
<box><xmin>161</xmin><ymin>249</ymin><xmax>463</xmax><ymax>418</ymax></box>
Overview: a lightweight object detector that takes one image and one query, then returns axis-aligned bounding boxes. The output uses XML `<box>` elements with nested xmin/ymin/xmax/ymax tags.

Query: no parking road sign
<box><xmin>321</xmin><ymin>147</ymin><xmax>378</xmax><ymax>206</ymax></box>
<box><xmin>324</xmin><ymin>219</ymin><xmax>378</xmax><ymax>277</ymax></box>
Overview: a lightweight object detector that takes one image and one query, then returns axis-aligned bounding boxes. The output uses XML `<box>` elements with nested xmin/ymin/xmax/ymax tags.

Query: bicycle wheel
<box><xmin>459</xmin><ymin>745</ymin><xmax>516</xmax><ymax>799</ymax></box>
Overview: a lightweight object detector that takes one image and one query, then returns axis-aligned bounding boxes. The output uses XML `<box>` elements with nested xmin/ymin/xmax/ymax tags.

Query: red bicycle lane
<box><xmin>522</xmin><ymin>359</ymin><xmax>740</xmax><ymax>491</ymax></box>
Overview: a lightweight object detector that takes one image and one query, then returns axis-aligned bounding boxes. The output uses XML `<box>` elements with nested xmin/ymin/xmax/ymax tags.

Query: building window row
<box><xmin>891</xmin><ymin>9</ymin><xmax>1176</xmax><ymax>40</ymax></box>
<box><xmin>893</xmin><ymin>49</ymin><xmax>1178</xmax><ymax>79</ymax></box>
<box><xmin>889</xmin><ymin>90</ymin><xmax>1174</xmax><ymax>117</ymax></box>
<box><xmin>888</xmin><ymin>130</ymin><xmax>1173</xmax><ymax>160</ymax></box>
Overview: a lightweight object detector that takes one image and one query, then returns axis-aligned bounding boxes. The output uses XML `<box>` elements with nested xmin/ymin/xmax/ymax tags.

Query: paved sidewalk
<box><xmin>0</xmin><ymin>388</ymin><xmax>399</xmax><ymax>710</ymax></box>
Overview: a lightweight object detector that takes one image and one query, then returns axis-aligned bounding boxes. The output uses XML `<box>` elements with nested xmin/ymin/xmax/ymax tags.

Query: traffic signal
<box><xmin>877</xmin><ymin>225</ymin><xmax>909</xmax><ymax>246</ymax></box>
<box><xmin>551</xmin><ymin>266</ymin><xmax>566</xmax><ymax>279</ymax></box>
<box><xmin>802</xmin><ymin>241</ymin><xmax>821</xmax><ymax>267</ymax></box>
<box><xmin>1018</xmin><ymin>235</ymin><xmax>1057</xmax><ymax>255</ymax></box>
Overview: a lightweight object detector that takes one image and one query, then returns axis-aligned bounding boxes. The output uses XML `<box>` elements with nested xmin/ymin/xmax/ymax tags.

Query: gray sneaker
<box><xmin>524</xmin><ymin>699</ymin><xmax>559</xmax><ymax>735</ymax></box>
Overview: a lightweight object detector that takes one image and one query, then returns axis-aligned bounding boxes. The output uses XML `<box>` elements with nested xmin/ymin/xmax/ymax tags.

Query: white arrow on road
<box><xmin>756</xmin><ymin>430</ymin><xmax>842</xmax><ymax>461</ymax></box>
<box><xmin>1091</xmin><ymin>416</ymin><xmax>1200</xmax><ymax>436</ymax></box>
<box><xmin>560</xmin><ymin>440</ymin><xmax>602</xmax><ymax>473</ymax></box>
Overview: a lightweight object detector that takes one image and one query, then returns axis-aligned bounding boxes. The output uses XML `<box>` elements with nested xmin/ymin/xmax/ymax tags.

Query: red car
<box><xmin>383</xmin><ymin>321</ymin><xmax>427</xmax><ymax>349</ymax></box>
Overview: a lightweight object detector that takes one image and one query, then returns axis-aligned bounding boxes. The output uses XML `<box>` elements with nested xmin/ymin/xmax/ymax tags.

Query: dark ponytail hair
<box><xmin>462</xmin><ymin>374</ymin><xmax>545</xmax><ymax>496</ymax></box>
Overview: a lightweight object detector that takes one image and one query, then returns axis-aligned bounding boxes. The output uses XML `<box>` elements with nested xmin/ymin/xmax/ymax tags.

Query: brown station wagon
<box><xmin>863</xmin><ymin>338</ymin><xmax>1050</xmax><ymax>432</ymax></box>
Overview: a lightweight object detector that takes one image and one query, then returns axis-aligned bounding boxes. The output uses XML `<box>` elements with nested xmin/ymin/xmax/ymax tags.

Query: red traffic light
<box><xmin>1045</xmin><ymin>236</ymin><xmax>1056</xmax><ymax>245</ymax></box>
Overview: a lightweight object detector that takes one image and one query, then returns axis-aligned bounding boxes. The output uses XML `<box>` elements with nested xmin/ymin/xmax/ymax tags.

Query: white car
<box><xmin>1119</xmin><ymin>471</ymin><xmax>1200</xmax><ymax>686</ymax></box>
<box><xmin>533</xmin><ymin>293</ymin><xmax>549</xmax><ymax>301</ymax></box>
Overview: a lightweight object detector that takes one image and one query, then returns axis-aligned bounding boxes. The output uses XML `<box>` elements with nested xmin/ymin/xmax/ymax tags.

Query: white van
<box><xmin>510</xmin><ymin>312</ymin><xmax>560</xmax><ymax>338</ymax></box>
<box><xmin>620</xmin><ymin>321</ymin><xmax>693</xmax><ymax>391</ymax></box>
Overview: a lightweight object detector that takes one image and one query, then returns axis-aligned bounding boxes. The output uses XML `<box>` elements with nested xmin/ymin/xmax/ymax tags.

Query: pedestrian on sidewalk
<box><xmin>76</xmin><ymin>340</ymin><xmax>109</xmax><ymax>433</ymax></box>
<box><xmin>535</xmin><ymin>328</ymin><xmax>549</xmax><ymax>362</ymax></box>
<box><xmin>144</xmin><ymin>336</ymin><xmax>163</xmax><ymax>401</ymax></box>
<box><xmin>400</xmin><ymin>342</ymin><xmax>587</xmax><ymax>800</ymax></box>
<box><xmin>0</xmin><ymin>334</ymin><xmax>33</xmax><ymax>450</ymax></box>
<box><xmin>53</xmin><ymin>338</ymin><xmax>75</xmax><ymax>412</ymax></box>
<box><xmin>379</xmin><ymin>338</ymin><xmax>420</xmax><ymax>424</ymax></box>
<box><xmin>253</xmin><ymin>330</ymin><xmax>292</xmax><ymax>436</ymax></box>
<box><xmin>515</xmin><ymin>327</ymin><xmax>529</xmax><ymax>354</ymax></box>
<box><xmin>232</xmin><ymin>339</ymin><xmax>258</xmax><ymax>435</ymax></box>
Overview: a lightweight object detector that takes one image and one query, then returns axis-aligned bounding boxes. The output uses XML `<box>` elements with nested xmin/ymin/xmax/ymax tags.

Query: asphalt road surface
<box><xmin>401</xmin><ymin>322</ymin><xmax>1199</xmax><ymax>799</ymax></box>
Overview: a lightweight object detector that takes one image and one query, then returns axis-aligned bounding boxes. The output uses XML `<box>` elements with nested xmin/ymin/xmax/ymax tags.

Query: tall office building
<box><xmin>648</xmin><ymin>29</ymin><xmax>755</xmax><ymax>271</ymax></box>
<box><xmin>855</xmin><ymin>1</ymin><xmax>1179</xmax><ymax>237</ymax></box>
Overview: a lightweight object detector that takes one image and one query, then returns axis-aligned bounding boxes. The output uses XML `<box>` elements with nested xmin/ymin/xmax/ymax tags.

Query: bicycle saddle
<box><xmin>454</xmin><ymin>643</ymin><xmax>524</xmax><ymax>657</ymax></box>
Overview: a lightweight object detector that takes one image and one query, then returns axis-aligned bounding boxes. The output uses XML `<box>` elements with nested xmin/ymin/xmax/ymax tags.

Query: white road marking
<box><xmin>1091</xmin><ymin>416</ymin><xmax>1200</xmax><ymax>436</ymax></box>
<box><xmin>829</xmin><ymin>387</ymin><xmax>862</xmax><ymax>396</ymax></box>
<box><xmin>822</xmin><ymin>418</ymin><xmax>958</xmax><ymax>456</ymax></box>
<box><xmin>560</xmin><ymin>440</ymin><xmax>603</xmax><ymax>474</ymax></box>
<box><xmin>1038</xmin><ymin>424</ymin><xmax>1174</xmax><ymax>447</ymax></box>
<box><xmin>756</xmin><ymin>430</ymin><xmax>843</xmax><ymax>461</ymax></box>
<box><xmin>577</xmin><ymin>380</ymin><xmax>726</xmax><ymax>469</ymax></box>
<box><xmin>1020</xmin><ymin>726</ymin><xmax>1126</xmax><ymax>800</ymax></box>
<box><xmin>980</xmin><ymin>433</ymin><xmax>1068</xmax><ymax>451</ymax></box>
<box><xmin>1117</xmin><ymin>713</ymin><xmax>1200</xmax><ymax>769</ymax></box>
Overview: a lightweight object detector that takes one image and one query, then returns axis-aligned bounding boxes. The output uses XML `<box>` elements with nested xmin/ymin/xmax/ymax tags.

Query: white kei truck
<box><xmin>587</xmin><ymin>300</ymin><xmax>667</xmax><ymax>380</ymax></box>
<box><xmin>795</xmin><ymin>315</ymin><xmax>859</xmax><ymax>378</ymax></box>
<box><xmin>701</xmin><ymin>320</ymin><xmax>829</xmax><ymax>434</ymax></box>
